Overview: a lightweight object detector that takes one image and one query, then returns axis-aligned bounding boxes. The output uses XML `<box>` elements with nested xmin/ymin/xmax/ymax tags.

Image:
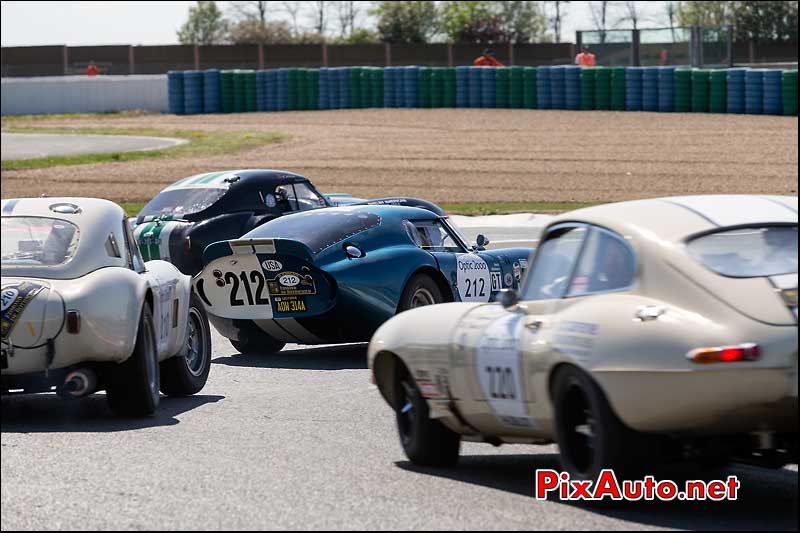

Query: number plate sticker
<box><xmin>475</xmin><ymin>314</ymin><xmax>536</xmax><ymax>428</ymax></box>
<box><xmin>274</xmin><ymin>296</ymin><xmax>307</xmax><ymax>314</ymax></box>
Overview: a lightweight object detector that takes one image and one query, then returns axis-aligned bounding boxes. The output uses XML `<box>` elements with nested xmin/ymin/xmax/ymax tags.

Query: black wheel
<box><xmin>399</xmin><ymin>273</ymin><xmax>444</xmax><ymax>312</ymax></box>
<box><xmin>230</xmin><ymin>322</ymin><xmax>286</xmax><ymax>354</ymax></box>
<box><xmin>394</xmin><ymin>366</ymin><xmax>460</xmax><ymax>467</ymax></box>
<box><xmin>160</xmin><ymin>294</ymin><xmax>212</xmax><ymax>396</ymax></box>
<box><xmin>552</xmin><ymin>366</ymin><xmax>652</xmax><ymax>481</ymax></box>
<box><xmin>106</xmin><ymin>304</ymin><xmax>160</xmax><ymax>417</ymax></box>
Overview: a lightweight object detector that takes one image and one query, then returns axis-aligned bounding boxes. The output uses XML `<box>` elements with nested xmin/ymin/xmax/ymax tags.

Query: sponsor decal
<box><xmin>262</xmin><ymin>259</ymin><xmax>283</xmax><ymax>272</ymax></box>
<box><xmin>268</xmin><ymin>272</ymin><xmax>316</xmax><ymax>296</ymax></box>
<box><xmin>552</xmin><ymin>321</ymin><xmax>598</xmax><ymax>362</ymax></box>
<box><xmin>491</xmin><ymin>271</ymin><xmax>503</xmax><ymax>292</ymax></box>
<box><xmin>265</xmin><ymin>194</ymin><xmax>277</xmax><ymax>208</ymax></box>
<box><xmin>417</xmin><ymin>380</ymin><xmax>442</xmax><ymax>399</ymax></box>
<box><xmin>1</xmin><ymin>282</ymin><xmax>45</xmax><ymax>341</ymax></box>
<box><xmin>504</xmin><ymin>273</ymin><xmax>514</xmax><ymax>288</ymax></box>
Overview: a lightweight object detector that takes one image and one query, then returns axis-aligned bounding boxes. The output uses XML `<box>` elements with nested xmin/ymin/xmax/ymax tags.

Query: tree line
<box><xmin>178</xmin><ymin>1</ymin><xmax>798</xmax><ymax>46</ymax></box>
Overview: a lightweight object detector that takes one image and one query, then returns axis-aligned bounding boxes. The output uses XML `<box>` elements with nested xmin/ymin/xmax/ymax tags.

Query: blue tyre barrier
<box><xmin>456</xmin><ymin>66</ymin><xmax>469</xmax><ymax>108</ymax></box>
<box><xmin>202</xmin><ymin>69</ymin><xmax>220</xmax><ymax>113</ymax></box>
<box><xmin>536</xmin><ymin>66</ymin><xmax>551</xmax><ymax>109</ymax></box>
<box><xmin>625</xmin><ymin>67</ymin><xmax>643</xmax><ymax>111</ymax></box>
<box><xmin>657</xmin><ymin>66</ymin><xmax>675</xmax><ymax>112</ymax></box>
<box><xmin>168</xmin><ymin>71</ymin><xmax>185</xmax><ymax>114</ymax></box>
<box><xmin>255</xmin><ymin>70</ymin><xmax>268</xmax><ymax>112</ymax></box>
<box><xmin>276</xmin><ymin>68</ymin><xmax>289</xmax><ymax>111</ymax></box>
<box><xmin>549</xmin><ymin>66</ymin><xmax>565</xmax><ymax>109</ymax></box>
<box><xmin>318</xmin><ymin>68</ymin><xmax>330</xmax><ymax>110</ymax></box>
<box><xmin>642</xmin><ymin>67</ymin><xmax>659</xmax><ymax>111</ymax></box>
<box><xmin>468</xmin><ymin>66</ymin><xmax>482</xmax><ymax>108</ymax></box>
<box><xmin>762</xmin><ymin>69</ymin><xmax>783</xmax><ymax>115</ymax></box>
<box><xmin>726</xmin><ymin>68</ymin><xmax>746</xmax><ymax>114</ymax></box>
<box><xmin>402</xmin><ymin>66</ymin><xmax>419</xmax><ymax>108</ymax></box>
<box><xmin>564</xmin><ymin>66</ymin><xmax>581</xmax><ymax>110</ymax></box>
<box><xmin>481</xmin><ymin>67</ymin><xmax>496</xmax><ymax>108</ymax></box>
<box><xmin>182</xmin><ymin>70</ymin><xmax>203</xmax><ymax>115</ymax></box>
<box><xmin>745</xmin><ymin>69</ymin><xmax>764</xmax><ymax>114</ymax></box>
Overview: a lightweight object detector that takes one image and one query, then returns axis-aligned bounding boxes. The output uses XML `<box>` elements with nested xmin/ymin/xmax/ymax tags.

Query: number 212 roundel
<box><xmin>457</xmin><ymin>254</ymin><xmax>492</xmax><ymax>302</ymax></box>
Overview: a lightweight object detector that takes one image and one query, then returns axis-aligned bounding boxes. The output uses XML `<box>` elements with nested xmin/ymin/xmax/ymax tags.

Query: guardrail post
<box><xmin>385</xmin><ymin>42</ymin><xmax>392</xmax><ymax>66</ymax></box>
<box><xmin>576</xmin><ymin>31</ymin><xmax>582</xmax><ymax>50</ymax></box>
<box><xmin>447</xmin><ymin>43</ymin><xmax>453</xmax><ymax>66</ymax></box>
<box><xmin>129</xmin><ymin>45</ymin><xmax>135</xmax><ymax>75</ymax></box>
<box><xmin>193</xmin><ymin>44</ymin><xmax>200</xmax><ymax>69</ymax></box>
<box><xmin>258</xmin><ymin>44</ymin><xmax>264</xmax><ymax>69</ymax></box>
<box><xmin>62</xmin><ymin>45</ymin><xmax>69</xmax><ymax>75</ymax></box>
<box><xmin>631</xmin><ymin>29</ymin><xmax>640</xmax><ymax>66</ymax></box>
<box><xmin>508</xmin><ymin>42</ymin><xmax>514</xmax><ymax>65</ymax></box>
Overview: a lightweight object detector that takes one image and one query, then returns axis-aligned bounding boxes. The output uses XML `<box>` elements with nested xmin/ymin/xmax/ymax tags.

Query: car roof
<box><xmin>549</xmin><ymin>195</ymin><xmax>798</xmax><ymax>242</ymax></box>
<box><xmin>162</xmin><ymin>169</ymin><xmax>308</xmax><ymax>192</ymax></box>
<box><xmin>1</xmin><ymin>197</ymin><xmax>128</xmax><ymax>279</ymax></box>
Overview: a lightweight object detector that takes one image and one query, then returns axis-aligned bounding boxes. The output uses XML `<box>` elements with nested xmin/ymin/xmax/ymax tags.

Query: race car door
<box><xmin>403</xmin><ymin>218</ymin><xmax>505</xmax><ymax>302</ymax></box>
<box><xmin>450</xmin><ymin>224</ymin><xmax>591</xmax><ymax>437</ymax></box>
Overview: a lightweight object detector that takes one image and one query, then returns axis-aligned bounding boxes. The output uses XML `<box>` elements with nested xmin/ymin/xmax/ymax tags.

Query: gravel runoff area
<box><xmin>0</xmin><ymin>109</ymin><xmax>797</xmax><ymax>204</ymax></box>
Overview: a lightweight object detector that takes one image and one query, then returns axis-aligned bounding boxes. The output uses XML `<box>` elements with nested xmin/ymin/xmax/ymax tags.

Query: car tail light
<box><xmin>66</xmin><ymin>310</ymin><xmax>81</xmax><ymax>334</ymax></box>
<box><xmin>687</xmin><ymin>343</ymin><xmax>760</xmax><ymax>364</ymax></box>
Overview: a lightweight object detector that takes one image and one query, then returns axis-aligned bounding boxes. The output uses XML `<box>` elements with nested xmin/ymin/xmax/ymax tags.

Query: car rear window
<box><xmin>250</xmin><ymin>210</ymin><xmax>381</xmax><ymax>253</ymax></box>
<box><xmin>687</xmin><ymin>225</ymin><xmax>798</xmax><ymax>278</ymax></box>
<box><xmin>1</xmin><ymin>216</ymin><xmax>80</xmax><ymax>266</ymax></box>
<box><xmin>138</xmin><ymin>188</ymin><xmax>226</xmax><ymax>219</ymax></box>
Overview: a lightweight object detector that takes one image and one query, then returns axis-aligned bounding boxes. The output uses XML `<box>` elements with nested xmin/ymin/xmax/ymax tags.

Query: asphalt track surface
<box><xmin>0</xmin><ymin>214</ymin><xmax>796</xmax><ymax>529</ymax></box>
<box><xmin>1</xmin><ymin>328</ymin><xmax>798</xmax><ymax>530</ymax></box>
<box><xmin>0</xmin><ymin>132</ymin><xmax>186</xmax><ymax>161</ymax></box>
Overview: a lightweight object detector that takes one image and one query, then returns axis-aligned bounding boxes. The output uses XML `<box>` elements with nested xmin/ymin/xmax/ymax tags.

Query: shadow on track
<box><xmin>397</xmin><ymin>455</ymin><xmax>799</xmax><ymax>530</ymax></box>
<box><xmin>212</xmin><ymin>343</ymin><xmax>367</xmax><ymax>371</ymax></box>
<box><xmin>1</xmin><ymin>394</ymin><xmax>223</xmax><ymax>433</ymax></box>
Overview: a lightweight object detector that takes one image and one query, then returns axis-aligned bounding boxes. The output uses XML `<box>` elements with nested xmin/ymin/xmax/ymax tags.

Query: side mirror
<box><xmin>500</xmin><ymin>289</ymin><xmax>519</xmax><ymax>309</ymax></box>
<box><xmin>476</xmin><ymin>234</ymin><xmax>490</xmax><ymax>248</ymax></box>
<box><xmin>344</xmin><ymin>245</ymin><xmax>364</xmax><ymax>258</ymax></box>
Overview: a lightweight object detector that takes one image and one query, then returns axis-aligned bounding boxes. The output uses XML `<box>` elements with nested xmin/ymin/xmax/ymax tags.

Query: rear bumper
<box><xmin>597</xmin><ymin>367</ymin><xmax>798</xmax><ymax>434</ymax></box>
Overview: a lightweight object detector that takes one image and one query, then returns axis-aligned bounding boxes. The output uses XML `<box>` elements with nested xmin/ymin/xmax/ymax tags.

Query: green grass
<box><xmin>1</xmin><ymin>125</ymin><xmax>288</xmax><ymax>170</ymax></box>
<box><xmin>1</xmin><ymin>110</ymin><xmax>154</xmax><ymax>123</ymax></box>
<box><xmin>441</xmin><ymin>201</ymin><xmax>597</xmax><ymax>215</ymax></box>
<box><xmin>122</xmin><ymin>202</ymin><xmax>146</xmax><ymax>216</ymax></box>
<box><xmin>120</xmin><ymin>201</ymin><xmax>597</xmax><ymax>218</ymax></box>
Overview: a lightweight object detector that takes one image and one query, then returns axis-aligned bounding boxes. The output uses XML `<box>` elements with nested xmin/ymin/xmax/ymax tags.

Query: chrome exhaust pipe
<box><xmin>59</xmin><ymin>369</ymin><xmax>97</xmax><ymax>398</ymax></box>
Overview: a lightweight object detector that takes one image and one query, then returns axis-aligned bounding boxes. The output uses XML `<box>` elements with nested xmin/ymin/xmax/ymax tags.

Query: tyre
<box><xmin>552</xmin><ymin>366</ymin><xmax>653</xmax><ymax>481</ymax></box>
<box><xmin>394</xmin><ymin>365</ymin><xmax>460</xmax><ymax>467</ymax></box>
<box><xmin>160</xmin><ymin>294</ymin><xmax>212</xmax><ymax>396</ymax></box>
<box><xmin>399</xmin><ymin>273</ymin><xmax>444</xmax><ymax>312</ymax></box>
<box><xmin>106</xmin><ymin>304</ymin><xmax>160</xmax><ymax>417</ymax></box>
<box><xmin>230</xmin><ymin>322</ymin><xmax>286</xmax><ymax>354</ymax></box>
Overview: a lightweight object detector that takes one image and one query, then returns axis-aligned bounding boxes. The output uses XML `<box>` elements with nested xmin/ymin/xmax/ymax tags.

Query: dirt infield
<box><xmin>1</xmin><ymin>109</ymin><xmax>797</xmax><ymax>204</ymax></box>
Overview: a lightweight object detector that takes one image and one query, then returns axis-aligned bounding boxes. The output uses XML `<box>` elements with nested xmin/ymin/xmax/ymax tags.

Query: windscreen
<box><xmin>1</xmin><ymin>216</ymin><xmax>80</xmax><ymax>266</ymax></box>
<box><xmin>139</xmin><ymin>188</ymin><xmax>226</xmax><ymax>219</ymax></box>
<box><xmin>250</xmin><ymin>210</ymin><xmax>381</xmax><ymax>253</ymax></box>
<box><xmin>687</xmin><ymin>225</ymin><xmax>798</xmax><ymax>278</ymax></box>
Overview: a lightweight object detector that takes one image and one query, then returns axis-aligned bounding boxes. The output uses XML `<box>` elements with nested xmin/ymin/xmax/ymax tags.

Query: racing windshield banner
<box><xmin>1</xmin><ymin>282</ymin><xmax>45</xmax><ymax>341</ymax></box>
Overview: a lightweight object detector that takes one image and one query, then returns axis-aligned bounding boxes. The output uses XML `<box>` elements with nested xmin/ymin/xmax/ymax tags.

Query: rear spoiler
<box><xmin>203</xmin><ymin>238</ymin><xmax>315</xmax><ymax>266</ymax></box>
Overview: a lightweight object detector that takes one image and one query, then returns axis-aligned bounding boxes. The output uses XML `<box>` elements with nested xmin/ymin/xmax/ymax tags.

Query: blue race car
<box><xmin>194</xmin><ymin>205</ymin><xmax>532</xmax><ymax>354</ymax></box>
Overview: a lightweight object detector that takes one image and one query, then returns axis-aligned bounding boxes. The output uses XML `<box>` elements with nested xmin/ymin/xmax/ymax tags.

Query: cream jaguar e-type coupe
<box><xmin>368</xmin><ymin>195</ymin><xmax>797</xmax><ymax>479</ymax></box>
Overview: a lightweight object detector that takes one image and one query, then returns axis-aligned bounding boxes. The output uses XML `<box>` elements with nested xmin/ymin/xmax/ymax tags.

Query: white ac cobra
<box><xmin>368</xmin><ymin>195</ymin><xmax>798</xmax><ymax>479</ymax></box>
<box><xmin>1</xmin><ymin>197</ymin><xmax>211</xmax><ymax>416</ymax></box>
